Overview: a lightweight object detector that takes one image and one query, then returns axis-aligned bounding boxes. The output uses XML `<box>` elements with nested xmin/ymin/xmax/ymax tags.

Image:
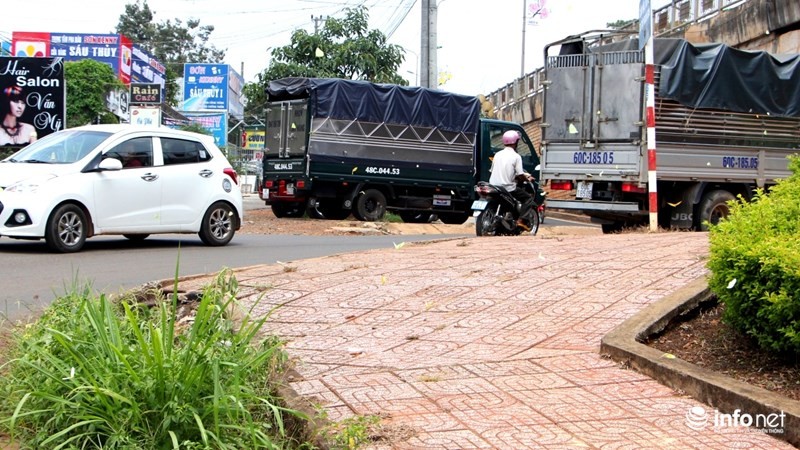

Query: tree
<box><xmin>115</xmin><ymin>0</ymin><xmax>225</xmax><ymax>106</ymax></box>
<box><xmin>244</xmin><ymin>6</ymin><xmax>406</xmax><ymax>120</ymax></box>
<box><xmin>65</xmin><ymin>60</ymin><xmax>126</xmax><ymax>127</ymax></box>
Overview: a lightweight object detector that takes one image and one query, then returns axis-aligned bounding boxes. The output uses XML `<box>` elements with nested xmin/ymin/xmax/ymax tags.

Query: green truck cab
<box><xmin>259</xmin><ymin>77</ymin><xmax>540</xmax><ymax>224</ymax></box>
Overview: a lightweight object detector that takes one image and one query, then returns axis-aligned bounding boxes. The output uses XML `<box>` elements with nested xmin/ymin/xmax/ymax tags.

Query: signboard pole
<box><xmin>640</xmin><ymin>0</ymin><xmax>658</xmax><ymax>232</ymax></box>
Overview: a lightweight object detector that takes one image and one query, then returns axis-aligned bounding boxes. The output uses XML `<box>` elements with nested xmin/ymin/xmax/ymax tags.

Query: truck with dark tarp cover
<box><xmin>259</xmin><ymin>77</ymin><xmax>541</xmax><ymax>223</ymax></box>
<box><xmin>540</xmin><ymin>33</ymin><xmax>800</xmax><ymax>232</ymax></box>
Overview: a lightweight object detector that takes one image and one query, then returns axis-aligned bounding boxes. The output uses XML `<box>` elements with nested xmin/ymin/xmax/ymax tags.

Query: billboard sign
<box><xmin>106</xmin><ymin>87</ymin><xmax>130</xmax><ymax>122</ymax></box>
<box><xmin>130</xmin><ymin>106</ymin><xmax>161</xmax><ymax>127</ymax></box>
<box><xmin>130</xmin><ymin>83</ymin><xmax>162</xmax><ymax>105</ymax></box>
<box><xmin>182</xmin><ymin>63</ymin><xmax>228</xmax><ymax>111</ymax></box>
<box><xmin>12</xmin><ymin>32</ymin><xmax>132</xmax><ymax>85</ymax></box>
<box><xmin>0</xmin><ymin>57</ymin><xmax>65</xmax><ymax>147</ymax></box>
<box><xmin>242</xmin><ymin>128</ymin><xmax>265</xmax><ymax>151</ymax></box>
<box><xmin>131</xmin><ymin>45</ymin><xmax>166</xmax><ymax>98</ymax></box>
<box><xmin>181</xmin><ymin>112</ymin><xmax>227</xmax><ymax>147</ymax></box>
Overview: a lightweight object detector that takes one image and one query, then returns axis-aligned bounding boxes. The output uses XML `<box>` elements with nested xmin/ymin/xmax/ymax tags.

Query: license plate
<box><xmin>471</xmin><ymin>200</ymin><xmax>488</xmax><ymax>210</ymax></box>
<box><xmin>576</xmin><ymin>181</ymin><xmax>593</xmax><ymax>199</ymax></box>
<box><xmin>286</xmin><ymin>183</ymin><xmax>295</xmax><ymax>195</ymax></box>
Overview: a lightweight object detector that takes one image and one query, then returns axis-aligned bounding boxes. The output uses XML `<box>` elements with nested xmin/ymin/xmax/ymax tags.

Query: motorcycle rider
<box><xmin>489</xmin><ymin>130</ymin><xmax>536</xmax><ymax>231</ymax></box>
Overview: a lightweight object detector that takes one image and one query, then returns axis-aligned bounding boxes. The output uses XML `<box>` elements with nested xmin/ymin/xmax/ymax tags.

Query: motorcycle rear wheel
<box><xmin>475</xmin><ymin>206</ymin><xmax>498</xmax><ymax>236</ymax></box>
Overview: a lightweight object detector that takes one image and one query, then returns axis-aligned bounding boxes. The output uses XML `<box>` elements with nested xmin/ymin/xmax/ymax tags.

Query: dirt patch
<box><xmin>647</xmin><ymin>301</ymin><xmax>800</xmax><ymax>402</ymax></box>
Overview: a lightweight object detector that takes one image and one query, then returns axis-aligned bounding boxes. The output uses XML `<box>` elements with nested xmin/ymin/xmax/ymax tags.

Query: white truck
<box><xmin>540</xmin><ymin>33</ymin><xmax>800</xmax><ymax>232</ymax></box>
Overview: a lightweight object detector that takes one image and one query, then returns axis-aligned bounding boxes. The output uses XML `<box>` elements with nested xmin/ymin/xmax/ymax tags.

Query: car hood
<box><xmin>0</xmin><ymin>162</ymin><xmax>72</xmax><ymax>189</ymax></box>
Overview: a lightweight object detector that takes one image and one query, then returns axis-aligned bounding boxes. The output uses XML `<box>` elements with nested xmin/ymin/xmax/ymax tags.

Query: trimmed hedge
<box><xmin>707</xmin><ymin>155</ymin><xmax>800</xmax><ymax>354</ymax></box>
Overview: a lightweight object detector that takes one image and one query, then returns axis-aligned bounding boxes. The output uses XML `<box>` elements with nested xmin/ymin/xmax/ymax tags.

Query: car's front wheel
<box><xmin>199</xmin><ymin>202</ymin><xmax>236</xmax><ymax>246</ymax></box>
<box><xmin>45</xmin><ymin>204</ymin><xmax>88</xmax><ymax>253</ymax></box>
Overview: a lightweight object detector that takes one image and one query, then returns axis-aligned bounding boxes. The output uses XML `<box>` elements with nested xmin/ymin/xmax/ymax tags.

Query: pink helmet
<box><xmin>502</xmin><ymin>130</ymin><xmax>520</xmax><ymax>145</ymax></box>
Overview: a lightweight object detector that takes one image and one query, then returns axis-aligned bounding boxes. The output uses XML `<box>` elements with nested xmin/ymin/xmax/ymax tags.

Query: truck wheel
<box><xmin>438</xmin><ymin>212</ymin><xmax>470</xmax><ymax>225</ymax></box>
<box><xmin>601</xmin><ymin>222</ymin><xmax>625</xmax><ymax>234</ymax></box>
<box><xmin>45</xmin><ymin>204</ymin><xmax>88</xmax><ymax>253</ymax></box>
<box><xmin>353</xmin><ymin>189</ymin><xmax>386</xmax><ymax>221</ymax></box>
<box><xmin>271</xmin><ymin>202</ymin><xmax>304</xmax><ymax>218</ymax></box>
<box><xmin>697</xmin><ymin>190</ymin><xmax>735</xmax><ymax>231</ymax></box>
<box><xmin>308</xmin><ymin>199</ymin><xmax>351</xmax><ymax>220</ymax></box>
<box><xmin>398</xmin><ymin>211</ymin><xmax>434</xmax><ymax>223</ymax></box>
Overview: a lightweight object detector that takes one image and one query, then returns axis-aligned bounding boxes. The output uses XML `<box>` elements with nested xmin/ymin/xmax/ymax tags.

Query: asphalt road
<box><xmin>0</xmin><ymin>195</ymin><xmax>590</xmax><ymax>322</ymax></box>
<box><xmin>0</xmin><ymin>232</ymin><xmax>463</xmax><ymax>323</ymax></box>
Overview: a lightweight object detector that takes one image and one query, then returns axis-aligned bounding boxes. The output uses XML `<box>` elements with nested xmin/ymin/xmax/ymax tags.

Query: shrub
<box><xmin>707</xmin><ymin>155</ymin><xmax>800</xmax><ymax>354</ymax></box>
<box><xmin>0</xmin><ymin>269</ymin><xmax>309</xmax><ymax>449</ymax></box>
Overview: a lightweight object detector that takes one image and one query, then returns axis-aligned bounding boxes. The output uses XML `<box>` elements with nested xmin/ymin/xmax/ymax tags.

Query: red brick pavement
<box><xmin>200</xmin><ymin>232</ymin><xmax>792</xmax><ymax>449</ymax></box>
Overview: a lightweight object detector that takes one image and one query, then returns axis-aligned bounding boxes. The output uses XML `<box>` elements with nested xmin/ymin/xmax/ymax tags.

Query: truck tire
<box><xmin>399</xmin><ymin>211</ymin><xmax>434</xmax><ymax>223</ymax></box>
<box><xmin>353</xmin><ymin>189</ymin><xmax>386</xmax><ymax>221</ymax></box>
<box><xmin>697</xmin><ymin>190</ymin><xmax>735</xmax><ymax>231</ymax></box>
<box><xmin>601</xmin><ymin>222</ymin><xmax>625</xmax><ymax>234</ymax></box>
<box><xmin>308</xmin><ymin>199</ymin><xmax>351</xmax><ymax>220</ymax></box>
<box><xmin>437</xmin><ymin>212</ymin><xmax>470</xmax><ymax>225</ymax></box>
<box><xmin>271</xmin><ymin>202</ymin><xmax>304</xmax><ymax>218</ymax></box>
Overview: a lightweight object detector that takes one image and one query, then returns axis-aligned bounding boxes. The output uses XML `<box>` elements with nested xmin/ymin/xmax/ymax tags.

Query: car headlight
<box><xmin>3</xmin><ymin>174</ymin><xmax>57</xmax><ymax>194</ymax></box>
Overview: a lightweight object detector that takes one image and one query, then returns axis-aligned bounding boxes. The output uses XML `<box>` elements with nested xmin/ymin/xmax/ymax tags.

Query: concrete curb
<box><xmin>600</xmin><ymin>277</ymin><xmax>800</xmax><ymax>447</ymax></box>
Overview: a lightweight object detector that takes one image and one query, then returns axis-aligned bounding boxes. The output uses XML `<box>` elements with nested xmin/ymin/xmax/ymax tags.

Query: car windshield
<box><xmin>2</xmin><ymin>130</ymin><xmax>113</xmax><ymax>164</ymax></box>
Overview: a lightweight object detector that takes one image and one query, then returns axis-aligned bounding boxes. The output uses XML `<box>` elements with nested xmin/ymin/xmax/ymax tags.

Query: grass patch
<box><xmin>0</xmin><ymin>269</ymin><xmax>318</xmax><ymax>449</ymax></box>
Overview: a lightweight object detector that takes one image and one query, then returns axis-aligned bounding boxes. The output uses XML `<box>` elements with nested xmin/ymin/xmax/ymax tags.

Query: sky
<box><xmin>0</xmin><ymin>0</ymin><xmax>673</xmax><ymax>96</ymax></box>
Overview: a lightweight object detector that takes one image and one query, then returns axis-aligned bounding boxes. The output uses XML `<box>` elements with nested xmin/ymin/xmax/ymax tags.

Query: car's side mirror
<box><xmin>98</xmin><ymin>158</ymin><xmax>123</xmax><ymax>171</ymax></box>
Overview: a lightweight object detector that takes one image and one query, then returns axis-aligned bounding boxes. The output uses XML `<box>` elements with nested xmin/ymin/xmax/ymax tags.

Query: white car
<box><xmin>0</xmin><ymin>124</ymin><xmax>243</xmax><ymax>253</ymax></box>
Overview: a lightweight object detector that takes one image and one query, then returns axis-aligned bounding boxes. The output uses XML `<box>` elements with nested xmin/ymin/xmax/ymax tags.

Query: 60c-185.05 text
<box><xmin>573</xmin><ymin>151</ymin><xmax>614</xmax><ymax>164</ymax></box>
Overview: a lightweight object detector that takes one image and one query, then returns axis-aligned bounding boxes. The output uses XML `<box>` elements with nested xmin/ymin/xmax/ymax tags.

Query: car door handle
<box><xmin>141</xmin><ymin>173</ymin><xmax>159</xmax><ymax>182</ymax></box>
<box><xmin>198</xmin><ymin>169</ymin><xmax>213</xmax><ymax>178</ymax></box>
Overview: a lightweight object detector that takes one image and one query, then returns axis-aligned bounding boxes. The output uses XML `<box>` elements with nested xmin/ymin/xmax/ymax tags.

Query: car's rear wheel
<box><xmin>45</xmin><ymin>204</ymin><xmax>88</xmax><ymax>253</ymax></box>
<box><xmin>123</xmin><ymin>234</ymin><xmax>150</xmax><ymax>241</ymax></box>
<box><xmin>199</xmin><ymin>202</ymin><xmax>236</xmax><ymax>246</ymax></box>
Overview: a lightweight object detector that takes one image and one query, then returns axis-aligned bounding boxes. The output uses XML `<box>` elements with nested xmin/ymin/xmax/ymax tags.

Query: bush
<box><xmin>707</xmin><ymin>155</ymin><xmax>800</xmax><ymax>354</ymax></box>
<box><xmin>0</xmin><ymin>270</ymin><xmax>310</xmax><ymax>449</ymax></box>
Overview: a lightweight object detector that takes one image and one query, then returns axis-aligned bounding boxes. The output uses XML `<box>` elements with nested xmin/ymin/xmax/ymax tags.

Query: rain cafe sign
<box><xmin>130</xmin><ymin>83</ymin><xmax>162</xmax><ymax>105</ymax></box>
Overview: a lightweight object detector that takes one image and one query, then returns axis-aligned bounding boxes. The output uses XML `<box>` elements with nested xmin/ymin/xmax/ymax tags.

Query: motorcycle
<box><xmin>472</xmin><ymin>179</ymin><xmax>541</xmax><ymax>236</ymax></box>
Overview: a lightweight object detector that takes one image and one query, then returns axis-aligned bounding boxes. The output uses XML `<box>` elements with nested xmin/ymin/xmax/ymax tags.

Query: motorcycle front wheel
<box><xmin>475</xmin><ymin>204</ymin><xmax>498</xmax><ymax>236</ymax></box>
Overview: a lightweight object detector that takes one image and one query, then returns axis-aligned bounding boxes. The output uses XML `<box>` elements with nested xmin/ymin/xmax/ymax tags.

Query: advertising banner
<box><xmin>242</xmin><ymin>128</ymin><xmax>265</xmax><ymax>151</ymax></box>
<box><xmin>106</xmin><ymin>87</ymin><xmax>130</xmax><ymax>122</ymax></box>
<box><xmin>130</xmin><ymin>106</ymin><xmax>161</xmax><ymax>127</ymax></box>
<box><xmin>182</xmin><ymin>63</ymin><xmax>228</xmax><ymax>111</ymax></box>
<box><xmin>130</xmin><ymin>83</ymin><xmax>162</xmax><ymax>105</ymax></box>
<box><xmin>12</xmin><ymin>32</ymin><xmax>132</xmax><ymax>85</ymax></box>
<box><xmin>131</xmin><ymin>45</ymin><xmax>166</xmax><ymax>97</ymax></box>
<box><xmin>0</xmin><ymin>57</ymin><xmax>65</xmax><ymax>147</ymax></box>
<box><xmin>181</xmin><ymin>112</ymin><xmax>227</xmax><ymax>147</ymax></box>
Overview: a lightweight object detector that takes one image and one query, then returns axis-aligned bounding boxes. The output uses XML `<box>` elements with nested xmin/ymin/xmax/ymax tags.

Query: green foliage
<box><xmin>0</xmin><ymin>269</ymin><xmax>309</xmax><ymax>449</ymax></box>
<box><xmin>707</xmin><ymin>155</ymin><xmax>800</xmax><ymax>354</ymax></box>
<box><xmin>116</xmin><ymin>0</ymin><xmax>226</xmax><ymax>106</ymax></box>
<box><xmin>323</xmin><ymin>415</ymin><xmax>381</xmax><ymax>450</ymax></box>
<box><xmin>64</xmin><ymin>60</ymin><xmax>126</xmax><ymax>127</ymax></box>
<box><xmin>245</xmin><ymin>6</ymin><xmax>406</xmax><ymax>119</ymax></box>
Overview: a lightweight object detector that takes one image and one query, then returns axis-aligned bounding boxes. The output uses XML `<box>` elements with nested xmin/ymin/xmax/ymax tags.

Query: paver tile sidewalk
<box><xmin>182</xmin><ymin>232</ymin><xmax>791</xmax><ymax>449</ymax></box>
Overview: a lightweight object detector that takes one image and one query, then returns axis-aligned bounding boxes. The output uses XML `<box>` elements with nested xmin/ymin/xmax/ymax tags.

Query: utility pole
<box><xmin>311</xmin><ymin>15</ymin><xmax>326</xmax><ymax>34</ymax></box>
<box><xmin>420</xmin><ymin>0</ymin><xmax>438</xmax><ymax>89</ymax></box>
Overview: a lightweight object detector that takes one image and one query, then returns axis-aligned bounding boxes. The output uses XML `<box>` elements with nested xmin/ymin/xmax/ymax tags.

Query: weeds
<box><xmin>0</xmin><ymin>269</ymin><xmax>311</xmax><ymax>449</ymax></box>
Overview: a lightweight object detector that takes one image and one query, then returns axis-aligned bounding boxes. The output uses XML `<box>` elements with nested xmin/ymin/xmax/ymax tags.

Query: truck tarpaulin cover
<box><xmin>267</xmin><ymin>77</ymin><xmax>481</xmax><ymax>134</ymax></box>
<box><xmin>657</xmin><ymin>39</ymin><xmax>800</xmax><ymax>118</ymax></box>
<box><xmin>577</xmin><ymin>38</ymin><xmax>800</xmax><ymax>118</ymax></box>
